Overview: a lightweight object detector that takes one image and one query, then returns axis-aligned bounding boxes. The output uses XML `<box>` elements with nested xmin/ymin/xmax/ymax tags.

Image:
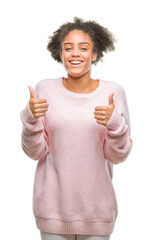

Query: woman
<box><xmin>20</xmin><ymin>17</ymin><xmax>132</xmax><ymax>240</ymax></box>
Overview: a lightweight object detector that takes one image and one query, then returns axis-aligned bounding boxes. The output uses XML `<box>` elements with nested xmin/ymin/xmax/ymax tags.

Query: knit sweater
<box><xmin>20</xmin><ymin>77</ymin><xmax>132</xmax><ymax>235</ymax></box>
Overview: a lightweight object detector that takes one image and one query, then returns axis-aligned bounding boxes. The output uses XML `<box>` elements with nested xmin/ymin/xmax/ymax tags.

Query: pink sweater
<box><xmin>20</xmin><ymin>77</ymin><xmax>132</xmax><ymax>235</ymax></box>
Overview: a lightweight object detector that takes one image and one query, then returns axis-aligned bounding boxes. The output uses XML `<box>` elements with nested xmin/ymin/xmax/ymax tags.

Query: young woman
<box><xmin>20</xmin><ymin>17</ymin><xmax>132</xmax><ymax>240</ymax></box>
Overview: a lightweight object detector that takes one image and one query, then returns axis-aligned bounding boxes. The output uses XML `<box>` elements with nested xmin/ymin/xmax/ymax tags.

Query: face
<box><xmin>60</xmin><ymin>30</ymin><xmax>97</xmax><ymax>78</ymax></box>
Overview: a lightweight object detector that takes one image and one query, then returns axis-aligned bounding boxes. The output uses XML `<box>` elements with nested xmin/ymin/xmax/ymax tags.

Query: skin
<box><xmin>28</xmin><ymin>29</ymin><xmax>115</xmax><ymax>126</ymax></box>
<box><xmin>28</xmin><ymin>86</ymin><xmax>49</xmax><ymax>119</ymax></box>
<box><xmin>60</xmin><ymin>29</ymin><xmax>97</xmax><ymax>93</ymax></box>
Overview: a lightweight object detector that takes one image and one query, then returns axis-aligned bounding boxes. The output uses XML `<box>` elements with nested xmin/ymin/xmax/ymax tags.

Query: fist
<box><xmin>94</xmin><ymin>93</ymin><xmax>115</xmax><ymax>126</ymax></box>
<box><xmin>28</xmin><ymin>86</ymin><xmax>49</xmax><ymax>118</ymax></box>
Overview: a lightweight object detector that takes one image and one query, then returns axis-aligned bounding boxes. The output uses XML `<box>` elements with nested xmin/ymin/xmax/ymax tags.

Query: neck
<box><xmin>64</xmin><ymin>72</ymin><xmax>94</xmax><ymax>93</ymax></box>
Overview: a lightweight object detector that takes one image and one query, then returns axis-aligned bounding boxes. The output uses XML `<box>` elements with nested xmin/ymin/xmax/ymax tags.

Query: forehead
<box><xmin>63</xmin><ymin>29</ymin><xmax>93</xmax><ymax>45</ymax></box>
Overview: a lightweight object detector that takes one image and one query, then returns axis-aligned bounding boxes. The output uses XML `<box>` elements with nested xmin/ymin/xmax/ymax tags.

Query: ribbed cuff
<box><xmin>106</xmin><ymin>108</ymin><xmax>123</xmax><ymax>131</ymax></box>
<box><xmin>20</xmin><ymin>102</ymin><xmax>44</xmax><ymax>132</ymax></box>
<box><xmin>21</xmin><ymin>102</ymin><xmax>38</xmax><ymax>123</ymax></box>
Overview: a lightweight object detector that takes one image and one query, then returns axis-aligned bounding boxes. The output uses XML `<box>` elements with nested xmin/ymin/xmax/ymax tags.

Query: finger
<box><xmin>96</xmin><ymin>119</ymin><xmax>107</xmax><ymax>126</ymax></box>
<box><xmin>94</xmin><ymin>115</ymin><xmax>106</xmax><ymax>120</ymax></box>
<box><xmin>33</xmin><ymin>107</ymin><xmax>48</xmax><ymax>113</ymax></box>
<box><xmin>95</xmin><ymin>106</ymin><xmax>107</xmax><ymax>111</ymax></box>
<box><xmin>108</xmin><ymin>93</ymin><xmax>114</xmax><ymax>105</ymax></box>
<box><xmin>28</xmin><ymin>86</ymin><xmax>36</xmax><ymax>100</ymax></box>
<box><xmin>33</xmin><ymin>103</ymin><xmax>49</xmax><ymax>108</ymax></box>
<box><xmin>33</xmin><ymin>98</ymin><xmax>48</xmax><ymax>104</ymax></box>
<box><xmin>94</xmin><ymin>110</ymin><xmax>106</xmax><ymax>115</ymax></box>
<box><xmin>34</xmin><ymin>113</ymin><xmax>46</xmax><ymax>118</ymax></box>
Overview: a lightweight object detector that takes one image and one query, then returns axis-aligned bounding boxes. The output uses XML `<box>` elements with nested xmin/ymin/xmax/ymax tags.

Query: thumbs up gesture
<box><xmin>94</xmin><ymin>93</ymin><xmax>115</xmax><ymax>126</ymax></box>
<box><xmin>28</xmin><ymin>86</ymin><xmax>49</xmax><ymax>118</ymax></box>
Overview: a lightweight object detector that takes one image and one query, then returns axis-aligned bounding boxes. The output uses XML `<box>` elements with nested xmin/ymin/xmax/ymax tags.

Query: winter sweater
<box><xmin>20</xmin><ymin>77</ymin><xmax>132</xmax><ymax>235</ymax></box>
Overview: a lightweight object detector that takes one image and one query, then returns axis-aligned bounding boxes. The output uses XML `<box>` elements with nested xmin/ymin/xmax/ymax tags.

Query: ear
<box><xmin>91</xmin><ymin>51</ymin><xmax>97</xmax><ymax>62</ymax></box>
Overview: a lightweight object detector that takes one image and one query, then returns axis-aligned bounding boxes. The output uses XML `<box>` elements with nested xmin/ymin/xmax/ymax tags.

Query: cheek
<box><xmin>62</xmin><ymin>56</ymin><xmax>71</xmax><ymax>72</ymax></box>
<box><xmin>84</xmin><ymin>55</ymin><xmax>92</xmax><ymax>66</ymax></box>
<box><xmin>61</xmin><ymin>55</ymin><xmax>68</xmax><ymax>66</ymax></box>
<box><xmin>85</xmin><ymin>52</ymin><xmax>93</xmax><ymax>61</ymax></box>
<box><xmin>61</xmin><ymin>50</ymin><xmax>68</xmax><ymax>60</ymax></box>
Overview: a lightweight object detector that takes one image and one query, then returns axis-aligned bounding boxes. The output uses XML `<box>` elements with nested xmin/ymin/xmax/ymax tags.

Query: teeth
<box><xmin>70</xmin><ymin>61</ymin><xmax>82</xmax><ymax>64</ymax></box>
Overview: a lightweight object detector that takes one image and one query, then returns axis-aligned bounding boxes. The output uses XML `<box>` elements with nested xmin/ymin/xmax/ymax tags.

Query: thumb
<box><xmin>109</xmin><ymin>93</ymin><xmax>114</xmax><ymax>105</ymax></box>
<box><xmin>28</xmin><ymin>86</ymin><xmax>36</xmax><ymax>100</ymax></box>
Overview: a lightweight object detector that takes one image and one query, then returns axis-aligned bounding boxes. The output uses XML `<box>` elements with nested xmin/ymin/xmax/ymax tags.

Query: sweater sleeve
<box><xmin>20</xmin><ymin>86</ymin><xmax>49</xmax><ymax>161</ymax></box>
<box><xmin>103</xmin><ymin>86</ymin><xmax>133</xmax><ymax>164</ymax></box>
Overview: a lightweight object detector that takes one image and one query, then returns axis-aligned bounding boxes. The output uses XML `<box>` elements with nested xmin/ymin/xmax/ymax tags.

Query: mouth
<box><xmin>69</xmin><ymin>60</ymin><xmax>83</xmax><ymax>67</ymax></box>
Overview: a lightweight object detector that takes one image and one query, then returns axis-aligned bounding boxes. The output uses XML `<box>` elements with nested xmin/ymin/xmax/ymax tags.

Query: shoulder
<box><xmin>34</xmin><ymin>77</ymin><xmax>61</xmax><ymax>98</ymax></box>
<box><xmin>102</xmin><ymin>79</ymin><xmax>125</xmax><ymax>93</ymax></box>
<box><xmin>35</xmin><ymin>77</ymin><xmax>60</xmax><ymax>90</ymax></box>
<box><xmin>102</xmin><ymin>79</ymin><xmax>127</xmax><ymax>100</ymax></box>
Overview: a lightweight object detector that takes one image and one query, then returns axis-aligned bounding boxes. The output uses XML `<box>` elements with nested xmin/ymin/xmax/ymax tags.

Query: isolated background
<box><xmin>0</xmin><ymin>0</ymin><xmax>153</xmax><ymax>239</ymax></box>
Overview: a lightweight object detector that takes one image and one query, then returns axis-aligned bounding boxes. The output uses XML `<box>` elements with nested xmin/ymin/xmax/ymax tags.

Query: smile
<box><xmin>69</xmin><ymin>60</ymin><xmax>83</xmax><ymax>66</ymax></box>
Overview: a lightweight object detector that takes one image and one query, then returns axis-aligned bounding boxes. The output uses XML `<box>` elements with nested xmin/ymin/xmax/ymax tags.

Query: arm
<box><xmin>103</xmin><ymin>86</ymin><xmax>133</xmax><ymax>164</ymax></box>
<box><xmin>20</xmin><ymin>86</ymin><xmax>49</xmax><ymax>161</ymax></box>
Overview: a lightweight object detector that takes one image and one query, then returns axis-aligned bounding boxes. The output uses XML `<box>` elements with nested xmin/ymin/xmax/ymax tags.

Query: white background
<box><xmin>0</xmin><ymin>0</ymin><xmax>153</xmax><ymax>239</ymax></box>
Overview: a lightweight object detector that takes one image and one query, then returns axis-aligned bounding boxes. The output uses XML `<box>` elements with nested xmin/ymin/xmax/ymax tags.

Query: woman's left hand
<box><xmin>94</xmin><ymin>93</ymin><xmax>115</xmax><ymax>126</ymax></box>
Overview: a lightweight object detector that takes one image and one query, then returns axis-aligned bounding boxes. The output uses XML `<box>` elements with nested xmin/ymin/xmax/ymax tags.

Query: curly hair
<box><xmin>47</xmin><ymin>17</ymin><xmax>117</xmax><ymax>65</ymax></box>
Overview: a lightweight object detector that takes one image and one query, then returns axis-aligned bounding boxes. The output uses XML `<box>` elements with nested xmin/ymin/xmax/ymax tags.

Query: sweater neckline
<box><xmin>58</xmin><ymin>77</ymin><xmax>103</xmax><ymax>98</ymax></box>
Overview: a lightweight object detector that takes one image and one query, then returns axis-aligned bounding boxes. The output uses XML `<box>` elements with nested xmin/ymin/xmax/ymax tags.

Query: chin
<box><xmin>69</xmin><ymin>73</ymin><xmax>83</xmax><ymax>78</ymax></box>
<box><xmin>68</xmin><ymin>70</ymin><xmax>89</xmax><ymax>78</ymax></box>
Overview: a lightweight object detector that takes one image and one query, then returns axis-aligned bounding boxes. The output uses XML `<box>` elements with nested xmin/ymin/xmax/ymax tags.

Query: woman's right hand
<box><xmin>28</xmin><ymin>86</ymin><xmax>49</xmax><ymax>118</ymax></box>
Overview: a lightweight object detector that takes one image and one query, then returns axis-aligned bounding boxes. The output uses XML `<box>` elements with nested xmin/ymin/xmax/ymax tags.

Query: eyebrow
<box><xmin>63</xmin><ymin>42</ymin><xmax>90</xmax><ymax>46</ymax></box>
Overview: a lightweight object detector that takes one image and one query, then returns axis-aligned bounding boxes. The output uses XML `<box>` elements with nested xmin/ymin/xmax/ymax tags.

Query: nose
<box><xmin>72</xmin><ymin>47</ymin><xmax>80</xmax><ymax>57</ymax></box>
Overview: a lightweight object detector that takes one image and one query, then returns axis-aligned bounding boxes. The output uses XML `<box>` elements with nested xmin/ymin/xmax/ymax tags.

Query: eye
<box><xmin>81</xmin><ymin>48</ymin><xmax>87</xmax><ymax>51</ymax></box>
<box><xmin>65</xmin><ymin>48</ymin><xmax>72</xmax><ymax>51</ymax></box>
